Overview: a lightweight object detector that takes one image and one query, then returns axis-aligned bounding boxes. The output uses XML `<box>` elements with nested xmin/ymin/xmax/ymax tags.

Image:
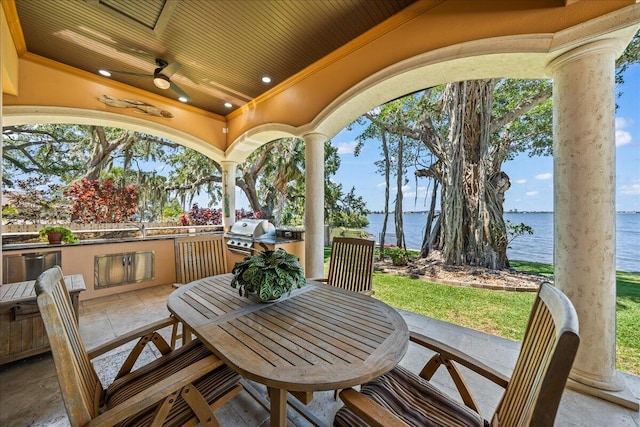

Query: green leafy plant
<box><xmin>38</xmin><ymin>226</ymin><xmax>78</xmax><ymax>244</ymax></box>
<box><xmin>231</xmin><ymin>248</ymin><xmax>305</xmax><ymax>301</ymax></box>
<box><xmin>506</xmin><ymin>220</ymin><xmax>534</xmax><ymax>248</ymax></box>
<box><xmin>385</xmin><ymin>247</ymin><xmax>410</xmax><ymax>266</ymax></box>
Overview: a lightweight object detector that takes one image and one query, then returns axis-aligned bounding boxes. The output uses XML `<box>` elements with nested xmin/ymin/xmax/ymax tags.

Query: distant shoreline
<box><xmin>367</xmin><ymin>210</ymin><xmax>640</xmax><ymax>215</ymax></box>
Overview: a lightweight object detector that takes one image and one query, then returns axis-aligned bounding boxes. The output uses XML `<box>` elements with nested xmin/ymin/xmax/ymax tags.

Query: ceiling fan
<box><xmin>99</xmin><ymin>58</ymin><xmax>190</xmax><ymax>103</ymax></box>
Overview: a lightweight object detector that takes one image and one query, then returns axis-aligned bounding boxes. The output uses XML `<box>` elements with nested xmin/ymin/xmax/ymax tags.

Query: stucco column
<box><xmin>548</xmin><ymin>40</ymin><xmax>626</xmax><ymax>394</ymax></box>
<box><xmin>303</xmin><ymin>133</ymin><xmax>326</xmax><ymax>278</ymax></box>
<box><xmin>221</xmin><ymin>161</ymin><xmax>237</xmax><ymax>232</ymax></box>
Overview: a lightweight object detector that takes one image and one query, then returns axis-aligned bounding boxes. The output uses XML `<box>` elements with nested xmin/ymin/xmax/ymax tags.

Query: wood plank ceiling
<box><xmin>14</xmin><ymin>0</ymin><xmax>417</xmax><ymax>115</ymax></box>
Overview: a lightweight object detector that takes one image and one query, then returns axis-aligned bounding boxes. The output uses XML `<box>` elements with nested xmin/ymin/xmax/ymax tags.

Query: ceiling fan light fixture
<box><xmin>178</xmin><ymin>96</ymin><xmax>188</xmax><ymax>103</ymax></box>
<box><xmin>153</xmin><ymin>74</ymin><xmax>171</xmax><ymax>89</ymax></box>
<box><xmin>98</xmin><ymin>69</ymin><xmax>111</xmax><ymax>77</ymax></box>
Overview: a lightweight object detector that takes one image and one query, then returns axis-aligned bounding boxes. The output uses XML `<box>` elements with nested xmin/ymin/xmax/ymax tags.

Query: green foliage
<box><xmin>2</xmin><ymin>124</ymin><xmax>216</xmax><ymax>223</ymax></box>
<box><xmin>2</xmin><ymin>124</ymin><xmax>89</xmax><ymax>186</ymax></box>
<box><xmin>230</xmin><ymin>249</ymin><xmax>305</xmax><ymax>301</ymax></box>
<box><xmin>384</xmin><ymin>247</ymin><xmax>411</xmax><ymax>266</ymax></box>
<box><xmin>5</xmin><ymin>177</ymin><xmax>69</xmax><ymax>222</ymax></box>
<box><xmin>616</xmin><ymin>30</ymin><xmax>640</xmax><ymax>86</ymax></box>
<box><xmin>2</xmin><ymin>204</ymin><xmax>18</xmax><ymax>218</ymax></box>
<box><xmin>162</xmin><ymin>199</ymin><xmax>185</xmax><ymax>221</ymax></box>
<box><xmin>506</xmin><ymin>220</ymin><xmax>534</xmax><ymax>247</ymax></box>
<box><xmin>38</xmin><ymin>226</ymin><xmax>78</xmax><ymax>244</ymax></box>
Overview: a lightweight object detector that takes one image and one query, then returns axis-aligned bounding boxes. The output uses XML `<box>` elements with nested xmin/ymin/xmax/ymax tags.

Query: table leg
<box><xmin>267</xmin><ymin>386</ymin><xmax>288</xmax><ymax>427</ymax></box>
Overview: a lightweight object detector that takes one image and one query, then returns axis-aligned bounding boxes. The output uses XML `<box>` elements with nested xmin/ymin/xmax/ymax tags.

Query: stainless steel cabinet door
<box><xmin>129</xmin><ymin>251</ymin><xmax>154</xmax><ymax>283</ymax></box>
<box><xmin>95</xmin><ymin>253</ymin><xmax>128</xmax><ymax>288</ymax></box>
<box><xmin>95</xmin><ymin>251</ymin><xmax>154</xmax><ymax>289</ymax></box>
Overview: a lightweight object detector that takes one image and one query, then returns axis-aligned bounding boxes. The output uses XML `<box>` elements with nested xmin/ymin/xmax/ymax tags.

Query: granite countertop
<box><xmin>2</xmin><ymin>233</ymin><xmax>224</xmax><ymax>252</ymax></box>
<box><xmin>2</xmin><ymin>232</ymin><xmax>304</xmax><ymax>252</ymax></box>
<box><xmin>252</xmin><ymin>235</ymin><xmax>304</xmax><ymax>245</ymax></box>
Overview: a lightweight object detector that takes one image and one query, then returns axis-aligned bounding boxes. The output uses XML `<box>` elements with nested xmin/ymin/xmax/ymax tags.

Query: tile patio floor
<box><xmin>0</xmin><ymin>283</ymin><xmax>638</xmax><ymax>426</ymax></box>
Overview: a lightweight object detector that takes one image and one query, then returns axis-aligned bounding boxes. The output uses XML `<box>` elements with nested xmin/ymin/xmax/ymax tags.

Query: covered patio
<box><xmin>0</xmin><ymin>284</ymin><xmax>638</xmax><ymax>426</ymax></box>
<box><xmin>2</xmin><ymin>0</ymin><xmax>640</xmax><ymax>422</ymax></box>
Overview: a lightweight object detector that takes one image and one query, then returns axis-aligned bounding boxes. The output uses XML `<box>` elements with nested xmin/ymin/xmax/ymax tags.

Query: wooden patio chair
<box><xmin>319</xmin><ymin>237</ymin><xmax>375</xmax><ymax>296</ymax></box>
<box><xmin>171</xmin><ymin>234</ymin><xmax>228</xmax><ymax>347</ymax></box>
<box><xmin>35</xmin><ymin>266</ymin><xmax>242</xmax><ymax>427</ymax></box>
<box><xmin>175</xmin><ymin>234</ymin><xmax>228</xmax><ymax>283</ymax></box>
<box><xmin>334</xmin><ymin>282</ymin><xmax>580</xmax><ymax>427</ymax></box>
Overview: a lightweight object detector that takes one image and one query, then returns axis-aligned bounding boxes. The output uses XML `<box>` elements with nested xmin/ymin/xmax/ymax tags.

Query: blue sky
<box><xmin>329</xmin><ymin>64</ymin><xmax>640</xmax><ymax>213</ymax></box>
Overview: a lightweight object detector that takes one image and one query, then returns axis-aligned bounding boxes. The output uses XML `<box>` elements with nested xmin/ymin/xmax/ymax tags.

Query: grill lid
<box><xmin>229</xmin><ymin>219</ymin><xmax>275</xmax><ymax>238</ymax></box>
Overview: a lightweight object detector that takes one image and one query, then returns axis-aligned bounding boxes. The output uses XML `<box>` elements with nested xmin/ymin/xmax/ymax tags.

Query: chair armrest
<box><xmin>410</xmin><ymin>331</ymin><xmax>509</xmax><ymax>388</ymax></box>
<box><xmin>339</xmin><ymin>388</ymin><xmax>411</xmax><ymax>427</ymax></box>
<box><xmin>87</xmin><ymin>317</ymin><xmax>177</xmax><ymax>359</ymax></box>
<box><xmin>85</xmin><ymin>354</ymin><xmax>224</xmax><ymax>427</ymax></box>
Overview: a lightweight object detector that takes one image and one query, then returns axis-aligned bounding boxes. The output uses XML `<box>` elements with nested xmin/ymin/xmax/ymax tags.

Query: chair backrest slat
<box><xmin>493</xmin><ymin>283</ymin><xmax>579</xmax><ymax>427</ymax></box>
<box><xmin>327</xmin><ymin>237</ymin><xmax>375</xmax><ymax>293</ymax></box>
<box><xmin>35</xmin><ymin>266</ymin><xmax>101</xmax><ymax>426</ymax></box>
<box><xmin>175</xmin><ymin>235</ymin><xmax>227</xmax><ymax>283</ymax></box>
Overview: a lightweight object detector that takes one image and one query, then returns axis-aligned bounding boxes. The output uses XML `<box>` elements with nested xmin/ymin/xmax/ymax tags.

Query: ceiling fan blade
<box><xmin>161</xmin><ymin>62</ymin><xmax>181</xmax><ymax>77</ymax></box>
<box><xmin>170</xmin><ymin>81</ymin><xmax>190</xmax><ymax>101</ymax></box>
<box><xmin>106</xmin><ymin>69</ymin><xmax>154</xmax><ymax>78</ymax></box>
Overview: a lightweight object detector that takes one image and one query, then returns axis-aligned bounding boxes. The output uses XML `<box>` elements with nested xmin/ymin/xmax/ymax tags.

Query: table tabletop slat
<box><xmin>168</xmin><ymin>274</ymin><xmax>409</xmax><ymax>392</ymax></box>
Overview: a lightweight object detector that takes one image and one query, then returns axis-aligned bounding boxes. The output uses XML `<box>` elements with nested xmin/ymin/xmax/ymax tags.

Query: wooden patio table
<box><xmin>167</xmin><ymin>273</ymin><xmax>409</xmax><ymax>427</ymax></box>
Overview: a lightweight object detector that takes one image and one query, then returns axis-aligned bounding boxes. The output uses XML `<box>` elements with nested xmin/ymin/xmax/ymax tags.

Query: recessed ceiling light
<box><xmin>98</xmin><ymin>69</ymin><xmax>111</xmax><ymax>77</ymax></box>
<box><xmin>178</xmin><ymin>96</ymin><xmax>188</xmax><ymax>103</ymax></box>
<box><xmin>224</xmin><ymin>102</ymin><xmax>232</xmax><ymax>108</ymax></box>
<box><xmin>261</xmin><ymin>76</ymin><xmax>271</xmax><ymax>83</ymax></box>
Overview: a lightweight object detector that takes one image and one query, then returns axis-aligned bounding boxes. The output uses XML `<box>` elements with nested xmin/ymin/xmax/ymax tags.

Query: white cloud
<box><xmin>616</xmin><ymin>117</ymin><xmax>633</xmax><ymax>129</ymax></box>
<box><xmin>526</xmin><ymin>191</ymin><xmax>539</xmax><ymax>197</ymax></box>
<box><xmin>615</xmin><ymin>130</ymin><xmax>632</xmax><ymax>147</ymax></box>
<box><xmin>376</xmin><ymin>182</ymin><xmax>386</xmax><ymax>189</ymax></box>
<box><xmin>619</xmin><ymin>184</ymin><xmax>640</xmax><ymax>195</ymax></box>
<box><xmin>535</xmin><ymin>173</ymin><xmax>552</xmax><ymax>180</ymax></box>
<box><xmin>336</xmin><ymin>141</ymin><xmax>358</xmax><ymax>154</ymax></box>
<box><xmin>515</xmin><ymin>179</ymin><xmax>527</xmax><ymax>184</ymax></box>
<box><xmin>615</xmin><ymin>117</ymin><xmax>633</xmax><ymax>147</ymax></box>
<box><xmin>389</xmin><ymin>184</ymin><xmax>412</xmax><ymax>194</ymax></box>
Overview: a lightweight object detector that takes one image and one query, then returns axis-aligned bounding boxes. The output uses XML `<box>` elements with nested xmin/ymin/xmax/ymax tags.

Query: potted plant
<box><xmin>39</xmin><ymin>226</ymin><xmax>78</xmax><ymax>244</ymax></box>
<box><xmin>231</xmin><ymin>248</ymin><xmax>305</xmax><ymax>302</ymax></box>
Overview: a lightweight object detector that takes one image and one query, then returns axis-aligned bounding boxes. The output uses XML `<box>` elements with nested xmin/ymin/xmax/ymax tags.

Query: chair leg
<box><xmin>170</xmin><ymin>322</ymin><xmax>181</xmax><ymax>349</ymax></box>
<box><xmin>170</xmin><ymin>320</ymin><xmax>194</xmax><ymax>348</ymax></box>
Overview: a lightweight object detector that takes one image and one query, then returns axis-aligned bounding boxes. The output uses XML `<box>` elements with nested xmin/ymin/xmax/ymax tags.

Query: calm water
<box><xmin>365</xmin><ymin>212</ymin><xmax>639</xmax><ymax>273</ymax></box>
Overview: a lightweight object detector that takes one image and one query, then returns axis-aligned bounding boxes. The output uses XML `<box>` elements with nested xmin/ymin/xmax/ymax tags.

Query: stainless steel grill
<box><xmin>226</xmin><ymin>219</ymin><xmax>275</xmax><ymax>255</ymax></box>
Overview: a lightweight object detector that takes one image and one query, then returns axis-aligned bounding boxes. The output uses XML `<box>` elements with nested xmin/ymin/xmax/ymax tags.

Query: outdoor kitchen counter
<box><xmin>2</xmin><ymin>232</ymin><xmax>224</xmax><ymax>252</ymax></box>
<box><xmin>252</xmin><ymin>235</ymin><xmax>304</xmax><ymax>245</ymax></box>
<box><xmin>2</xmin><ymin>235</ymin><xmax>200</xmax><ymax>300</ymax></box>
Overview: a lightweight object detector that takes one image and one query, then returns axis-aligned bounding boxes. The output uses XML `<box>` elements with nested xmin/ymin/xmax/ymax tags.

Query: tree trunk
<box><xmin>380</xmin><ymin>133</ymin><xmax>391</xmax><ymax>258</ymax></box>
<box><xmin>439</xmin><ymin>80</ymin><xmax>509</xmax><ymax>268</ymax></box>
<box><xmin>420</xmin><ymin>179</ymin><xmax>439</xmax><ymax>257</ymax></box>
<box><xmin>394</xmin><ymin>135</ymin><xmax>405</xmax><ymax>248</ymax></box>
<box><xmin>84</xmin><ymin>126</ymin><xmax>134</xmax><ymax>180</ymax></box>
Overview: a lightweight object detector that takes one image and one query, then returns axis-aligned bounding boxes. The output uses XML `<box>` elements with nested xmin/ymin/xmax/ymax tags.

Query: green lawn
<box><xmin>322</xmin><ymin>249</ymin><xmax>640</xmax><ymax>375</ymax></box>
